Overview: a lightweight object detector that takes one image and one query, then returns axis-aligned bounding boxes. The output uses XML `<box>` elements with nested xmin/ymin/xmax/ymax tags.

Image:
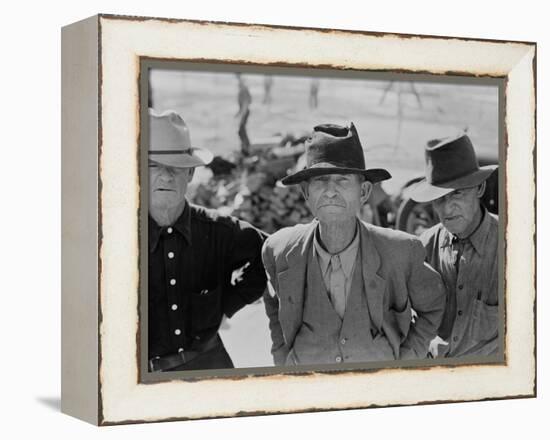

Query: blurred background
<box><xmin>149</xmin><ymin>68</ymin><xmax>500</xmax><ymax>367</ymax></box>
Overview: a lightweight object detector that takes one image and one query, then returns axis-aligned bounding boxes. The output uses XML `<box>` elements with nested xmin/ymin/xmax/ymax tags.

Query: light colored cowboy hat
<box><xmin>280</xmin><ymin>122</ymin><xmax>391</xmax><ymax>185</ymax></box>
<box><xmin>408</xmin><ymin>134</ymin><xmax>498</xmax><ymax>203</ymax></box>
<box><xmin>148</xmin><ymin>109</ymin><xmax>213</xmax><ymax>168</ymax></box>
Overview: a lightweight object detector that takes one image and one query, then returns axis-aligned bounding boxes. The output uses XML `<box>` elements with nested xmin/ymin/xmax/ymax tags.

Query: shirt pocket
<box><xmin>471</xmin><ymin>299</ymin><xmax>499</xmax><ymax>343</ymax></box>
<box><xmin>189</xmin><ymin>286</ymin><xmax>222</xmax><ymax>332</ymax></box>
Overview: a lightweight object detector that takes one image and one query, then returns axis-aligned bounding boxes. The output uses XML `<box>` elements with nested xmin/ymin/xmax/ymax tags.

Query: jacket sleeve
<box><xmin>400</xmin><ymin>239</ymin><xmax>446</xmax><ymax>359</ymax></box>
<box><xmin>222</xmin><ymin>219</ymin><xmax>268</xmax><ymax>318</ymax></box>
<box><xmin>261</xmin><ymin>239</ymin><xmax>289</xmax><ymax>366</ymax></box>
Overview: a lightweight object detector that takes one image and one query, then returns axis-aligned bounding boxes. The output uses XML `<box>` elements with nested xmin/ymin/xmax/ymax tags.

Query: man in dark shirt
<box><xmin>147</xmin><ymin>109</ymin><xmax>267</xmax><ymax>372</ymax></box>
<box><xmin>408</xmin><ymin>134</ymin><xmax>499</xmax><ymax>358</ymax></box>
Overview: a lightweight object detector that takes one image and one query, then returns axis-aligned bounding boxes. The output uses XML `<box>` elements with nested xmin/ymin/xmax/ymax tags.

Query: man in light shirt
<box><xmin>408</xmin><ymin>134</ymin><xmax>499</xmax><ymax>358</ymax></box>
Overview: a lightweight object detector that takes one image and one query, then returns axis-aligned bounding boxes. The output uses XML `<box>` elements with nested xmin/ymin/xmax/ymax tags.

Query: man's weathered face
<box><xmin>432</xmin><ymin>184</ymin><xmax>484</xmax><ymax>238</ymax></box>
<box><xmin>149</xmin><ymin>160</ymin><xmax>194</xmax><ymax>212</ymax></box>
<box><xmin>303</xmin><ymin>173</ymin><xmax>371</xmax><ymax>223</ymax></box>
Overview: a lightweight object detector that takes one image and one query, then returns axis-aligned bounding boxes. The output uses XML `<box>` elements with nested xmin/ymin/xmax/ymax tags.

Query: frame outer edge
<box><xmin>61</xmin><ymin>14</ymin><xmax>100</xmax><ymax>425</ymax></box>
<box><xmin>94</xmin><ymin>16</ymin><xmax>537</xmax><ymax>424</ymax></box>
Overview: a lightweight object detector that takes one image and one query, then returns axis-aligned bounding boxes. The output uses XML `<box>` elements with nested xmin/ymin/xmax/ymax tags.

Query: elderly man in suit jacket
<box><xmin>262</xmin><ymin>123</ymin><xmax>446</xmax><ymax>366</ymax></box>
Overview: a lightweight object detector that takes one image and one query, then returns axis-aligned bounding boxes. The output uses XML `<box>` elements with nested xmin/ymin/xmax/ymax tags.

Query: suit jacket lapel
<box><xmin>277</xmin><ymin>221</ymin><xmax>317</xmax><ymax>345</ymax></box>
<box><xmin>359</xmin><ymin>221</ymin><xmax>387</xmax><ymax>334</ymax></box>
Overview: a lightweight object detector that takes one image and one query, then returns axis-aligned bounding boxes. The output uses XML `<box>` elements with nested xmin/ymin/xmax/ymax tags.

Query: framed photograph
<box><xmin>61</xmin><ymin>14</ymin><xmax>536</xmax><ymax>425</ymax></box>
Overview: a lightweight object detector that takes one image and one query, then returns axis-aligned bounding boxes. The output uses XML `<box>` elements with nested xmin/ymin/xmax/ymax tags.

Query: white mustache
<box><xmin>318</xmin><ymin>199</ymin><xmax>345</xmax><ymax>207</ymax></box>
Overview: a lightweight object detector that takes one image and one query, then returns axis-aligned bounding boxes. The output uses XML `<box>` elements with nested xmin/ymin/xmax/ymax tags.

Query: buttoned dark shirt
<box><xmin>148</xmin><ymin>202</ymin><xmax>267</xmax><ymax>359</ymax></box>
<box><xmin>421</xmin><ymin>209</ymin><xmax>499</xmax><ymax>357</ymax></box>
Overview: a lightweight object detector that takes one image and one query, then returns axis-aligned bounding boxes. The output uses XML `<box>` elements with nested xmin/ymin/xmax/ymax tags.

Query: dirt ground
<box><xmin>150</xmin><ymin>69</ymin><xmax>499</xmax><ymax>368</ymax></box>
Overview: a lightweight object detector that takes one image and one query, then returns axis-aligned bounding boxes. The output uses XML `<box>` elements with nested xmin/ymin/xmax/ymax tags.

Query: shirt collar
<box><xmin>440</xmin><ymin>208</ymin><xmax>490</xmax><ymax>255</ymax></box>
<box><xmin>313</xmin><ymin>222</ymin><xmax>360</xmax><ymax>279</ymax></box>
<box><xmin>148</xmin><ymin>202</ymin><xmax>192</xmax><ymax>252</ymax></box>
<box><xmin>468</xmin><ymin>208</ymin><xmax>491</xmax><ymax>255</ymax></box>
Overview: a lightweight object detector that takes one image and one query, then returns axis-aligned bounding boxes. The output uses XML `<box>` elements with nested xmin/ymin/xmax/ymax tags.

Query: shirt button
<box><xmin>170</xmin><ymin>279</ymin><xmax>176</xmax><ymax>286</ymax></box>
<box><xmin>335</xmin><ymin>356</ymin><xmax>342</xmax><ymax>363</ymax></box>
<box><xmin>458</xmin><ymin>284</ymin><xmax>464</xmax><ymax>290</ymax></box>
<box><xmin>453</xmin><ymin>336</ymin><xmax>458</xmax><ymax>342</ymax></box>
<box><xmin>340</xmin><ymin>338</ymin><xmax>347</xmax><ymax>345</ymax></box>
<box><xmin>178</xmin><ymin>348</ymin><xmax>184</xmax><ymax>353</ymax></box>
<box><xmin>171</xmin><ymin>304</ymin><xmax>178</xmax><ymax>311</ymax></box>
<box><xmin>457</xmin><ymin>310</ymin><xmax>463</xmax><ymax>316</ymax></box>
<box><xmin>167</xmin><ymin>227</ymin><xmax>173</xmax><ymax>234</ymax></box>
<box><xmin>168</xmin><ymin>252</ymin><xmax>175</xmax><ymax>259</ymax></box>
<box><xmin>174</xmin><ymin>329</ymin><xmax>181</xmax><ymax>336</ymax></box>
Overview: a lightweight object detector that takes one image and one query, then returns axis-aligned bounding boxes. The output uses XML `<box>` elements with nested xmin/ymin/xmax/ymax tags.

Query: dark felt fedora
<box><xmin>280</xmin><ymin>123</ymin><xmax>391</xmax><ymax>185</ymax></box>
<box><xmin>408</xmin><ymin>134</ymin><xmax>497</xmax><ymax>203</ymax></box>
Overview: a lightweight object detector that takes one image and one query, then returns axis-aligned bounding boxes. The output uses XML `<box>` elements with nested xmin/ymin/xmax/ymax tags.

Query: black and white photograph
<box><xmin>143</xmin><ymin>65</ymin><xmax>502</xmax><ymax>374</ymax></box>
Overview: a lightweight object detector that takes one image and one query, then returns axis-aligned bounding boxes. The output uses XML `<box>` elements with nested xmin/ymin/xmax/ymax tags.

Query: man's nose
<box><xmin>324</xmin><ymin>179</ymin><xmax>338</xmax><ymax>196</ymax></box>
<box><xmin>437</xmin><ymin>196</ymin><xmax>454</xmax><ymax>214</ymax></box>
<box><xmin>158</xmin><ymin>166</ymin><xmax>174</xmax><ymax>180</ymax></box>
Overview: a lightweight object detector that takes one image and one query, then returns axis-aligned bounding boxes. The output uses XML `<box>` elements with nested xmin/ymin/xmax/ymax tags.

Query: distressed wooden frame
<box><xmin>61</xmin><ymin>14</ymin><xmax>536</xmax><ymax>425</ymax></box>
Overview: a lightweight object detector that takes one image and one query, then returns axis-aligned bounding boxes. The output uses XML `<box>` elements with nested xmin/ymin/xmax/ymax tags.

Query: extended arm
<box><xmin>400</xmin><ymin>239</ymin><xmax>446</xmax><ymax>359</ymax></box>
<box><xmin>222</xmin><ymin>220</ymin><xmax>268</xmax><ymax>318</ymax></box>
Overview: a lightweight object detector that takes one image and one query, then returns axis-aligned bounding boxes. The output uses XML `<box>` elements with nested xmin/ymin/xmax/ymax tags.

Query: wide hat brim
<box><xmin>281</xmin><ymin>166</ymin><xmax>391</xmax><ymax>185</ymax></box>
<box><xmin>148</xmin><ymin>109</ymin><xmax>214</xmax><ymax>168</ymax></box>
<box><xmin>408</xmin><ymin>165</ymin><xmax>497</xmax><ymax>203</ymax></box>
<box><xmin>149</xmin><ymin>148</ymin><xmax>214</xmax><ymax>168</ymax></box>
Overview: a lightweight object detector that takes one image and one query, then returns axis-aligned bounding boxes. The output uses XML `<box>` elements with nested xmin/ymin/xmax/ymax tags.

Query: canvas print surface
<box><xmin>143</xmin><ymin>65</ymin><xmax>502</xmax><ymax>376</ymax></box>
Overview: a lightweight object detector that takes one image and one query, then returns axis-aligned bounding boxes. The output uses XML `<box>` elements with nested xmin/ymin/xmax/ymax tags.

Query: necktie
<box><xmin>329</xmin><ymin>255</ymin><xmax>346</xmax><ymax>319</ymax></box>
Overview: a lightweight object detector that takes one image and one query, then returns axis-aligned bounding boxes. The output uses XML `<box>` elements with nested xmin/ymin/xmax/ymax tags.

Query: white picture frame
<box><xmin>61</xmin><ymin>14</ymin><xmax>536</xmax><ymax>425</ymax></box>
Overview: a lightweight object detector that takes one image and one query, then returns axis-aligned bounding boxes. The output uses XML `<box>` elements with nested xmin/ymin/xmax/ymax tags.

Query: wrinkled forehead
<box><xmin>308</xmin><ymin>172</ymin><xmax>365</xmax><ymax>183</ymax></box>
<box><xmin>432</xmin><ymin>185</ymin><xmax>481</xmax><ymax>203</ymax></box>
<box><xmin>301</xmin><ymin>174</ymin><xmax>366</xmax><ymax>195</ymax></box>
<box><xmin>148</xmin><ymin>159</ymin><xmax>192</xmax><ymax>173</ymax></box>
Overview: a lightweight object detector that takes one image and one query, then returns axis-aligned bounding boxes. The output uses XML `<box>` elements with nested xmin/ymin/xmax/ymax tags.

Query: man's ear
<box><xmin>476</xmin><ymin>181</ymin><xmax>486</xmax><ymax>198</ymax></box>
<box><xmin>360</xmin><ymin>179</ymin><xmax>373</xmax><ymax>205</ymax></box>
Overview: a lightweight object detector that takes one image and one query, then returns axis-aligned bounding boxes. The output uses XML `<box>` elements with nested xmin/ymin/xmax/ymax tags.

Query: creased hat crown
<box><xmin>280</xmin><ymin>122</ymin><xmax>391</xmax><ymax>185</ymax></box>
<box><xmin>408</xmin><ymin>134</ymin><xmax>497</xmax><ymax>203</ymax></box>
<box><xmin>425</xmin><ymin>134</ymin><xmax>479</xmax><ymax>185</ymax></box>
<box><xmin>305</xmin><ymin>123</ymin><xmax>366</xmax><ymax>169</ymax></box>
<box><xmin>148</xmin><ymin>109</ymin><xmax>213</xmax><ymax>168</ymax></box>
